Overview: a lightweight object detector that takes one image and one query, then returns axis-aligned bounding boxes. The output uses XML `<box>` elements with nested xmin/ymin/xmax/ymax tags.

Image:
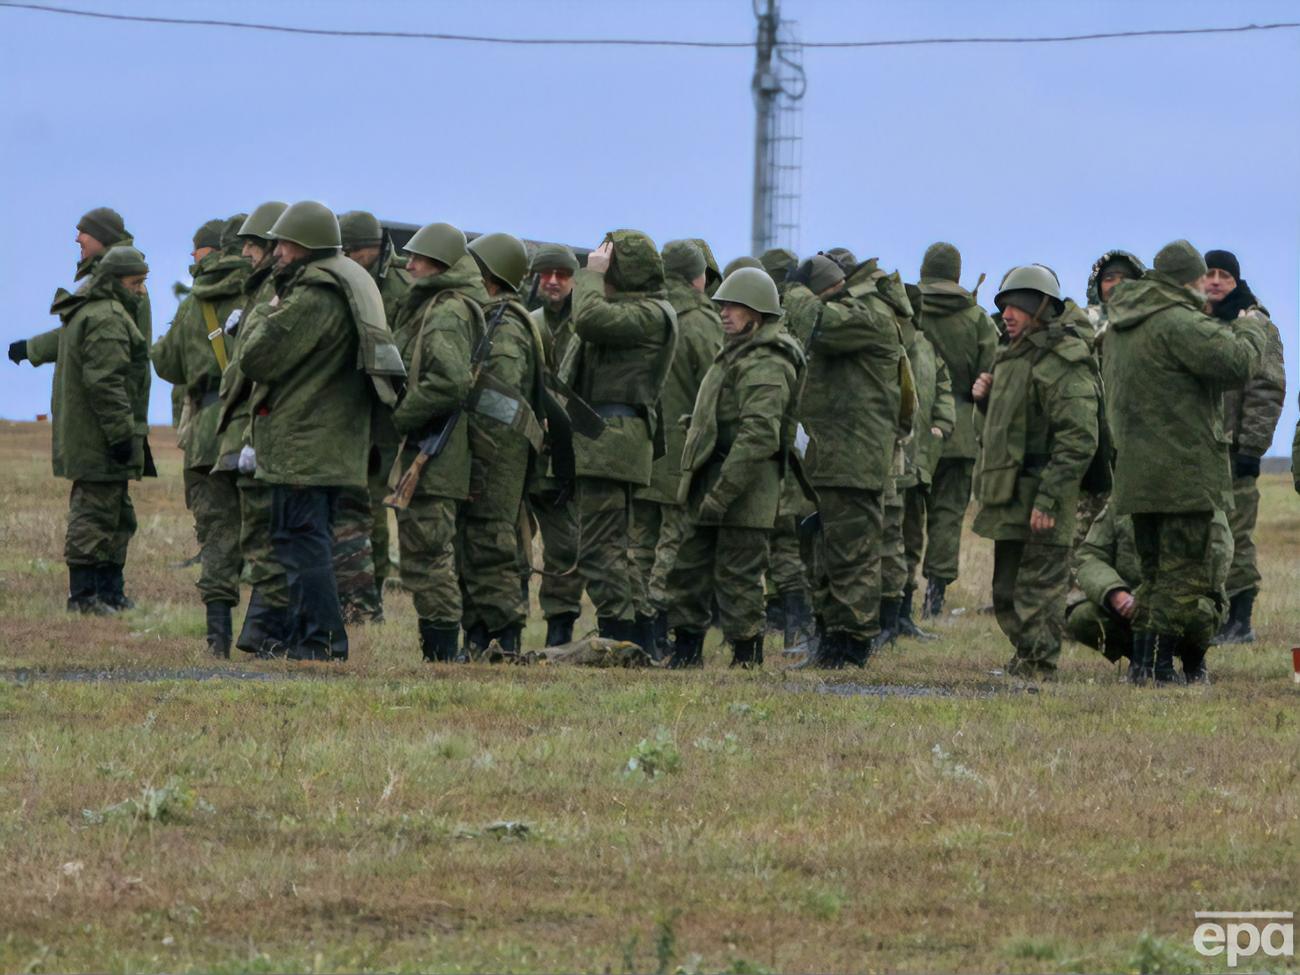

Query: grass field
<box><xmin>1</xmin><ymin>421</ymin><xmax>1296</xmax><ymax>974</ymax></box>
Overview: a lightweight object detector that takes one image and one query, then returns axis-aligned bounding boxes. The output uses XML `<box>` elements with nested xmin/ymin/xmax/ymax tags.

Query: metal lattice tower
<box><xmin>750</xmin><ymin>0</ymin><xmax>806</xmax><ymax>256</ymax></box>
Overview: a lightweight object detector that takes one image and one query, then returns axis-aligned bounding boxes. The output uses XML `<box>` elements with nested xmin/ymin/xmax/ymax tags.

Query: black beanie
<box><xmin>77</xmin><ymin>207</ymin><xmax>127</xmax><ymax>247</ymax></box>
<box><xmin>1204</xmin><ymin>249</ymin><xmax>1240</xmax><ymax>282</ymax></box>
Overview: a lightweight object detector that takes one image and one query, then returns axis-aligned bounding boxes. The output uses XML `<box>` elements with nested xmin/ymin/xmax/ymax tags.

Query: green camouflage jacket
<box><xmin>972</xmin><ymin>316</ymin><xmax>1098</xmax><ymax>544</ymax></box>
<box><xmin>214</xmin><ymin>261</ymin><xmax>276</xmax><ymax>468</ymax></box>
<box><xmin>915</xmin><ymin>281</ymin><xmax>998</xmax><ymax>460</ymax></box>
<box><xmin>1104</xmin><ymin>272</ymin><xmax>1267</xmax><ymax>514</ymax></box>
<box><xmin>897</xmin><ymin>317</ymin><xmax>956</xmax><ymax>489</ymax></box>
<box><xmin>1219</xmin><ymin>301</ymin><xmax>1285</xmax><ymax>460</ymax></box>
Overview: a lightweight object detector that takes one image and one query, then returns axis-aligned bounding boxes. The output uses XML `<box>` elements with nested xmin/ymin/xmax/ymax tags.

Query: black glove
<box><xmin>8</xmin><ymin>340</ymin><xmax>27</xmax><ymax>365</ymax></box>
<box><xmin>1232</xmin><ymin>452</ymin><xmax>1260</xmax><ymax>480</ymax></box>
<box><xmin>108</xmin><ymin>439</ymin><xmax>134</xmax><ymax>465</ymax></box>
<box><xmin>786</xmin><ymin>258</ymin><xmax>816</xmax><ymax>287</ymax></box>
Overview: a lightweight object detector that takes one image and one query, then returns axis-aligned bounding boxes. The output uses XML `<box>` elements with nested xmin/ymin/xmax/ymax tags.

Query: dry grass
<box><xmin>0</xmin><ymin>421</ymin><xmax>1296</xmax><ymax>973</ymax></box>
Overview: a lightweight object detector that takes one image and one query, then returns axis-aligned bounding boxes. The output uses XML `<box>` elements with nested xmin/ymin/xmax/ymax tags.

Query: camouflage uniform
<box><xmin>1103</xmin><ymin>242</ymin><xmax>1267</xmax><ymax>679</ymax></box>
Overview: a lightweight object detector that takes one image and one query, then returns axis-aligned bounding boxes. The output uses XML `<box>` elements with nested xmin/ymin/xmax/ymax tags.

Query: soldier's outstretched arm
<box><xmin>239</xmin><ymin>285</ymin><xmax>339</xmax><ymax>384</ymax></box>
<box><xmin>80</xmin><ymin>312</ymin><xmax>137</xmax><ymax>448</ymax></box>
<box><xmin>25</xmin><ymin>328</ymin><xmax>60</xmax><ymax>366</ymax></box>
<box><xmin>571</xmin><ymin>268</ymin><xmax>666</xmax><ymax>348</ymax></box>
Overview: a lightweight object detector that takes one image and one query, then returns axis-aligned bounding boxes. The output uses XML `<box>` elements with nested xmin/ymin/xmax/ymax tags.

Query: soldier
<box><xmin>461</xmin><ymin>232</ymin><xmax>547</xmax><ymax>654</ymax></box>
<box><xmin>14</xmin><ymin>245</ymin><xmax>154</xmax><ymax>613</ymax></box>
<box><xmin>526</xmin><ymin>244</ymin><xmax>585</xmax><ymax>646</ymax></box>
<box><xmin>1067</xmin><ymin>502</ymin><xmax>1230</xmax><ymax>681</ymax></box>
<box><xmin>334</xmin><ymin>210</ymin><xmax>413</xmax><ymax>622</ymax></box>
<box><xmin>1201</xmin><ymin>250</ymin><xmax>1286</xmax><ymax>645</ymax></box>
<box><xmin>689</xmin><ymin>239</ymin><xmax>724</xmax><ymax>297</ymax></box>
<box><xmin>913</xmin><ymin>243</ymin><xmax>998</xmax><ymax>618</ymax></box>
<box><xmin>665</xmin><ymin>267</ymin><xmax>804</xmax><ymax>668</ymax></box>
<box><xmin>759</xmin><ymin>247</ymin><xmax>798</xmax><ymax>284</ymax></box>
<box><xmin>791</xmin><ymin>254</ymin><xmax>903</xmax><ymax>668</ymax></box>
<box><xmin>563</xmin><ymin>230</ymin><xmax>677</xmax><ymax>647</ymax></box>
<box><xmin>388</xmin><ymin>222</ymin><xmax>486</xmax><ymax>662</ymax></box>
<box><xmin>629</xmin><ymin>240</ymin><xmax>723</xmax><ymax>654</ymax></box>
<box><xmin>238</xmin><ymin>201</ymin><xmax>403</xmax><ymax>662</ymax></box>
<box><xmin>1103</xmin><ymin>240</ymin><xmax>1266</xmax><ymax>684</ymax></box>
<box><xmin>972</xmin><ymin>265</ymin><xmax>1098</xmax><ymax>679</ymax></box>
<box><xmin>152</xmin><ymin>217</ymin><xmax>250</xmax><ymax>655</ymax></box>
<box><xmin>214</xmin><ymin>201</ymin><xmax>291</xmax><ymax>656</ymax></box>
<box><xmin>881</xmin><ymin>287</ymin><xmax>955</xmax><ymax>641</ymax></box>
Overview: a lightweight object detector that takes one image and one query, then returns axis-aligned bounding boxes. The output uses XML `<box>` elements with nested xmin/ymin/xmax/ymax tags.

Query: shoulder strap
<box><xmin>199</xmin><ymin>301</ymin><xmax>229</xmax><ymax>372</ymax></box>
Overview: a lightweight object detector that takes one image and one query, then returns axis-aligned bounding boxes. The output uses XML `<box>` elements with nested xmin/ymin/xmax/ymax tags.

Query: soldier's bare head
<box><xmin>119</xmin><ymin>273</ymin><xmax>147</xmax><ymax>295</ymax></box>
<box><xmin>75</xmin><ymin>229</ymin><xmax>105</xmax><ymax>262</ymax></box>
<box><xmin>718</xmin><ymin>301</ymin><xmax>761</xmax><ymax>337</ymax></box>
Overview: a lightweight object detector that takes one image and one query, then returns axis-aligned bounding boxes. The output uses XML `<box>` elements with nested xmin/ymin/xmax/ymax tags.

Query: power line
<box><xmin>1</xmin><ymin>1</ymin><xmax>1297</xmax><ymax>50</ymax></box>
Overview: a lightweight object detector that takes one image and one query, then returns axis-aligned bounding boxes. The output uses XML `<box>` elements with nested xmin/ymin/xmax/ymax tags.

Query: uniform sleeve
<box><xmin>238</xmin><ymin>285</ymin><xmax>336</xmax><ymax>383</ymax></box>
<box><xmin>27</xmin><ymin>327</ymin><xmax>60</xmax><ymax>366</ymax></box>
<box><xmin>1164</xmin><ymin>311</ymin><xmax>1266</xmax><ymax>389</ymax></box>
<box><xmin>392</xmin><ymin>301</ymin><xmax>473</xmax><ymax>436</ymax></box>
<box><xmin>150</xmin><ymin>303</ymin><xmax>188</xmax><ymax>385</ymax></box>
<box><xmin>932</xmin><ymin>356</ymin><xmax>956</xmax><ymax>437</ymax></box>
<box><xmin>974</xmin><ymin>307</ymin><xmax>999</xmax><ymax>375</ymax></box>
<box><xmin>81</xmin><ymin>312</ymin><xmax>137</xmax><ymax>446</ymax></box>
<box><xmin>1074</xmin><ymin>506</ymin><xmax>1130</xmax><ymax>607</ymax></box>
<box><xmin>1292</xmin><ymin>408</ymin><xmax>1300</xmax><ymax>493</ymax></box>
<box><xmin>811</xmin><ymin>296</ymin><xmax>901</xmax><ymax>356</ymax></box>
<box><xmin>709</xmin><ymin>355</ymin><xmax>792</xmax><ymax>510</ymax></box>
<box><xmin>1233</xmin><ymin>316</ymin><xmax>1286</xmax><ymax>457</ymax></box>
<box><xmin>572</xmin><ymin>269</ymin><xmax>668</xmax><ymax>348</ymax></box>
<box><xmin>1033</xmin><ymin>363</ymin><xmax>1098</xmax><ymax>516</ymax></box>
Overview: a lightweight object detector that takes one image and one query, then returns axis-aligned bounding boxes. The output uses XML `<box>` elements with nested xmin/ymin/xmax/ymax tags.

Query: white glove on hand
<box><xmin>237</xmin><ymin>445</ymin><xmax>256</xmax><ymax>474</ymax></box>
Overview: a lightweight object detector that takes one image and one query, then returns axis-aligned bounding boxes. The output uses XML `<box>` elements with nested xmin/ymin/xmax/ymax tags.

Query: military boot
<box><xmin>67</xmin><ymin>565</ymin><xmax>112</xmax><ymax>615</ymax></box>
<box><xmin>633</xmin><ymin>615</ymin><xmax>662</xmax><ymax>660</ymax></box>
<box><xmin>237</xmin><ymin>589</ymin><xmax>287</xmax><ymax>656</ymax></box>
<box><xmin>792</xmin><ymin>630</ymin><xmax>844</xmax><ymax>670</ymax></box>
<box><xmin>729</xmin><ymin>635</ymin><xmax>763</xmax><ymax>669</ymax></box>
<box><xmin>765</xmin><ymin>596</ymin><xmax>785</xmax><ymax>634</ymax></box>
<box><xmin>1213</xmin><ymin>589</ymin><xmax>1256</xmax><ymax>645</ymax></box>
<box><xmin>1181</xmin><ymin>640</ymin><xmax>1211</xmax><ymax>685</ymax></box>
<box><xmin>875</xmin><ymin>598</ymin><xmax>901</xmax><ymax>648</ymax></box>
<box><xmin>205</xmin><ymin>602</ymin><xmax>234</xmax><ymax>658</ymax></box>
<box><xmin>841</xmin><ymin>633</ymin><xmax>874</xmax><ymax>668</ymax></box>
<box><xmin>96</xmin><ymin>563</ymin><xmax>134</xmax><ymax>611</ymax></box>
<box><xmin>1153</xmin><ymin>633</ymin><xmax>1185</xmax><ymax>687</ymax></box>
<box><xmin>544</xmin><ymin>612</ymin><xmax>578</xmax><ymax>648</ymax></box>
<box><xmin>464</xmin><ymin>621</ymin><xmax>491</xmax><ymax>660</ymax></box>
<box><xmin>666</xmin><ymin>629</ymin><xmax>705</xmax><ymax>669</ymax></box>
<box><xmin>1126</xmin><ymin>632</ymin><xmax>1155</xmax><ymax>685</ymax></box>
<box><xmin>419</xmin><ymin>620</ymin><xmax>460</xmax><ymax>663</ymax></box>
<box><xmin>489</xmin><ymin>623</ymin><xmax>523</xmax><ymax>658</ymax></box>
<box><xmin>653</xmin><ymin>610</ymin><xmax>670</xmax><ymax>659</ymax></box>
<box><xmin>897</xmin><ymin>587</ymin><xmax>937</xmax><ymax>641</ymax></box>
<box><xmin>921</xmin><ymin>578</ymin><xmax>947</xmax><ymax>619</ymax></box>
<box><xmin>782</xmin><ymin>590</ymin><xmax>812</xmax><ymax>649</ymax></box>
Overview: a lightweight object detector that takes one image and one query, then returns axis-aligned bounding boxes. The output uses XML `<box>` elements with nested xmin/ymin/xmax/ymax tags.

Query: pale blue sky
<box><xmin>2</xmin><ymin>0</ymin><xmax>1297</xmax><ymax>452</ymax></box>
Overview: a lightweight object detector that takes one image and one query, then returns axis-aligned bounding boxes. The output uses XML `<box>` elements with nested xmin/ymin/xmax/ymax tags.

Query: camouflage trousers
<box><xmin>459</xmin><ymin>514</ymin><xmax>527</xmax><ymax>633</ymax></box>
<box><xmin>333</xmin><ymin>487</ymin><xmax>382</xmax><ymax>623</ymax></box>
<box><xmin>529</xmin><ymin>485</ymin><xmax>583</xmax><ymax>620</ymax></box>
<box><xmin>574</xmin><ymin>477</ymin><xmax>639</xmax><ymax>623</ymax></box>
<box><xmin>66</xmin><ymin>479</ymin><xmax>135</xmax><ymax>567</ymax></box>
<box><xmin>1131</xmin><ymin>511</ymin><xmax>1226</xmax><ymax>646</ymax></box>
<box><xmin>764</xmin><ymin>512</ymin><xmax>809</xmax><ymax>598</ymax></box>
<box><xmin>665</xmin><ymin>523</ymin><xmax>770</xmax><ymax>642</ymax></box>
<box><xmin>369</xmin><ymin>445</ymin><xmax>398</xmax><ymax>590</ymax></box>
<box><xmin>239</xmin><ymin>477</ymin><xmax>288</xmax><ymax>610</ymax></box>
<box><xmin>1071</xmin><ymin>489</ymin><xmax>1109</xmax><ymax>589</ymax></box>
<box><xmin>1226</xmin><ymin>475</ymin><xmax>1261</xmax><ymax>598</ymax></box>
<box><xmin>811</xmin><ymin>487</ymin><xmax>883</xmax><ymax>640</ymax></box>
<box><xmin>1064</xmin><ymin>600</ymin><xmax>1130</xmax><ymax>663</ymax></box>
<box><xmin>991</xmin><ymin>539</ymin><xmax>1069</xmax><ymax>671</ymax></box>
<box><xmin>396</xmin><ymin>490</ymin><xmax>460</xmax><ymax>625</ymax></box>
<box><xmin>925</xmin><ymin>458</ymin><xmax>974</xmax><ymax>583</ymax></box>
<box><xmin>880</xmin><ymin>489</ymin><xmax>908</xmax><ymax>600</ymax></box>
<box><xmin>629</xmin><ymin>498</ymin><xmax>665</xmax><ymax>617</ymax></box>
<box><xmin>187</xmin><ymin>468</ymin><xmax>241</xmax><ymax>606</ymax></box>
<box><xmin>902</xmin><ymin>486</ymin><xmax>927</xmax><ymax>592</ymax></box>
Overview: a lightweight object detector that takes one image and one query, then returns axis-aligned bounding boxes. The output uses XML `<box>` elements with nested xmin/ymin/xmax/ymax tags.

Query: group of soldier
<box><xmin>8</xmin><ymin>203</ymin><xmax>1288</xmax><ymax>685</ymax></box>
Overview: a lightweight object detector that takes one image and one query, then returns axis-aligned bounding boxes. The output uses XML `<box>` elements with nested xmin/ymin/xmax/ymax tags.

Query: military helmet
<box><xmin>994</xmin><ymin>264</ymin><xmax>1064</xmax><ymax>317</ymax></box>
<box><xmin>723</xmin><ymin>255</ymin><xmax>763</xmax><ymax>277</ymax></box>
<box><xmin>267</xmin><ymin>200</ymin><xmax>341</xmax><ymax>250</ymax></box>
<box><xmin>404</xmin><ymin>222</ymin><xmax>467</xmax><ymax>267</ymax></box>
<box><xmin>529</xmin><ymin>243</ymin><xmax>579</xmax><ymax>275</ymax></box>
<box><xmin>712</xmin><ymin>266</ymin><xmax>782</xmax><ymax>319</ymax></box>
<box><xmin>97</xmin><ymin>245</ymin><xmax>149</xmax><ymax>277</ymax></box>
<box><xmin>338</xmin><ymin>210</ymin><xmax>384</xmax><ymax>250</ymax></box>
<box><xmin>469</xmin><ymin>232</ymin><xmax>528</xmax><ymax>291</ymax></box>
<box><xmin>238</xmin><ymin>201</ymin><xmax>288</xmax><ymax>241</ymax></box>
<box><xmin>661</xmin><ymin>239</ymin><xmax>706</xmax><ymax>282</ymax></box>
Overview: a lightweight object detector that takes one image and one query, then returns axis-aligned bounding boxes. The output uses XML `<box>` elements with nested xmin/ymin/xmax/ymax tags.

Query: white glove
<box><xmin>794</xmin><ymin>423</ymin><xmax>810</xmax><ymax>457</ymax></box>
<box><xmin>237</xmin><ymin>445</ymin><xmax>256</xmax><ymax>474</ymax></box>
<box><xmin>224</xmin><ymin>309</ymin><xmax>242</xmax><ymax>336</ymax></box>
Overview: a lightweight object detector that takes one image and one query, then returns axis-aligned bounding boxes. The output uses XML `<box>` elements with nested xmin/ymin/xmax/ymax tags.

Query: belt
<box><xmin>593</xmin><ymin>403</ymin><xmax>639</xmax><ymax>419</ymax></box>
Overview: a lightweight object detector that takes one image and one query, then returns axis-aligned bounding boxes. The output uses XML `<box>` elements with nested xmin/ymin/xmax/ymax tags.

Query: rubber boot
<box><xmin>1210</xmin><ymin>593</ymin><xmax>1240</xmax><ymax>645</ymax></box>
<box><xmin>729</xmin><ymin>635</ymin><xmax>763</xmax><ymax>669</ymax></box>
<box><xmin>96</xmin><ymin>563</ymin><xmax>134</xmax><ymax>611</ymax></box>
<box><xmin>1127</xmin><ymin>632</ymin><xmax>1155</xmax><ymax>685</ymax></box>
<box><xmin>921</xmin><ymin>578</ymin><xmax>947</xmax><ymax>619</ymax></box>
<box><xmin>633</xmin><ymin>615</ymin><xmax>661</xmax><ymax>660</ymax></box>
<box><xmin>464</xmin><ymin>621</ymin><xmax>491</xmax><ymax>660</ymax></box>
<box><xmin>875</xmin><ymin>598</ymin><xmax>901</xmax><ymax>649</ymax></box>
<box><xmin>1225</xmin><ymin>589</ymin><xmax>1256</xmax><ymax>645</ymax></box>
<box><xmin>544</xmin><ymin>612</ymin><xmax>578</xmax><ymax>648</ymax></box>
<box><xmin>842</xmin><ymin>634</ymin><xmax>874</xmax><ymax>668</ymax></box>
<box><xmin>667</xmin><ymin>629</ymin><xmax>705</xmax><ymax>669</ymax></box>
<box><xmin>653</xmin><ymin>610</ymin><xmax>670</xmax><ymax>660</ymax></box>
<box><xmin>67</xmin><ymin>565</ymin><xmax>112</xmax><ymax>615</ymax></box>
<box><xmin>782</xmin><ymin>591</ymin><xmax>812</xmax><ymax>649</ymax></box>
<box><xmin>489</xmin><ymin>623</ymin><xmax>523</xmax><ymax>659</ymax></box>
<box><xmin>419</xmin><ymin>619</ymin><xmax>460</xmax><ymax>662</ymax></box>
<box><xmin>793</xmin><ymin>629</ymin><xmax>843</xmax><ymax>670</ymax></box>
<box><xmin>205</xmin><ymin>601</ymin><xmax>234</xmax><ymax>658</ymax></box>
<box><xmin>897</xmin><ymin>587</ymin><xmax>937</xmax><ymax>641</ymax></box>
<box><xmin>1181</xmin><ymin>640</ymin><xmax>1210</xmax><ymax>685</ymax></box>
<box><xmin>1153</xmin><ymin>633</ymin><xmax>1184</xmax><ymax>686</ymax></box>
<box><xmin>598</xmin><ymin>616</ymin><xmax>634</xmax><ymax>645</ymax></box>
<box><xmin>236</xmin><ymin>589</ymin><xmax>287</xmax><ymax>656</ymax></box>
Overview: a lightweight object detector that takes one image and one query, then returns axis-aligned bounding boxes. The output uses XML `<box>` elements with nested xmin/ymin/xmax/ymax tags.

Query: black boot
<box><xmin>488</xmin><ymin>623</ymin><xmax>523</xmax><ymax>658</ymax></box>
<box><xmin>921</xmin><ymin>578</ymin><xmax>947</xmax><ymax>619</ymax></box>
<box><xmin>544</xmin><ymin>612</ymin><xmax>578</xmax><ymax>648</ymax></box>
<box><xmin>598</xmin><ymin>616</ymin><xmax>633</xmax><ymax>644</ymax></box>
<box><xmin>729</xmin><ymin>635</ymin><xmax>763</xmax><ymax>669</ymax></box>
<box><xmin>1222</xmin><ymin>589</ymin><xmax>1257</xmax><ymax>645</ymax></box>
<box><xmin>876</xmin><ymin>598</ymin><xmax>901</xmax><ymax>648</ymax></box>
<box><xmin>1153</xmin><ymin>633</ymin><xmax>1184</xmax><ymax>686</ymax></box>
<box><xmin>67</xmin><ymin>565</ymin><xmax>111</xmax><ymax>615</ymax></box>
<box><xmin>842</xmin><ymin>634</ymin><xmax>874</xmax><ymax>668</ymax></box>
<box><xmin>667</xmin><ymin>629</ymin><xmax>705</xmax><ymax>669</ymax></box>
<box><xmin>765</xmin><ymin>596</ymin><xmax>785</xmax><ymax>634</ymax></box>
<box><xmin>419</xmin><ymin>619</ymin><xmax>460</xmax><ymax>662</ymax></box>
<box><xmin>793</xmin><ymin>629</ymin><xmax>843</xmax><ymax>670</ymax></box>
<box><xmin>1181</xmin><ymin>640</ymin><xmax>1210</xmax><ymax>685</ymax></box>
<box><xmin>897</xmin><ymin>587</ymin><xmax>937</xmax><ymax>640</ymax></box>
<box><xmin>1127</xmin><ymin>632</ymin><xmax>1155</xmax><ymax>685</ymax></box>
<box><xmin>633</xmin><ymin>615</ymin><xmax>661</xmax><ymax>660</ymax></box>
<box><xmin>205</xmin><ymin>602</ymin><xmax>234</xmax><ymax>658</ymax></box>
<box><xmin>464</xmin><ymin>621</ymin><xmax>491</xmax><ymax>660</ymax></box>
<box><xmin>96</xmin><ymin>563</ymin><xmax>134</xmax><ymax>611</ymax></box>
<box><xmin>237</xmin><ymin>589</ymin><xmax>288</xmax><ymax>656</ymax></box>
<box><xmin>653</xmin><ymin>610</ymin><xmax>670</xmax><ymax>660</ymax></box>
<box><xmin>782</xmin><ymin>591</ymin><xmax>813</xmax><ymax>649</ymax></box>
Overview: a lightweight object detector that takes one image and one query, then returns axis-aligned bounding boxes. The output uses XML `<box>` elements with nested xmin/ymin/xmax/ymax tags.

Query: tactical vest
<box><xmin>308</xmin><ymin>254</ymin><xmax>407</xmax><ymax>406</ymax></box>
<box><xmin>465</xmin><ymin>297</ymin><xmax>548</xmax><ymax>453</ymax></box>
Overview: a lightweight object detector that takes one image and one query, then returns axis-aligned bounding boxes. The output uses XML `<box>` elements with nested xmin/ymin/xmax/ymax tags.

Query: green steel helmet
<box><xmin>97</xmin><ymin>245</ymin><xmax>149</xmax><ymax>277</ymax></box>
<box><xmin>1153</xmin><ymin>239</ymin><xmax>1208</xmax><ymax>285</ymax></box>
<box><xmin>994</xmin><ymin>264</ymin><xmax>1064</xmax><ymax>317</ymax></box>
<box><xmin>661</xmin><ymin>239</ymin><xmax>706</xmax><ymax>282</ymax></box>
<box><xmin>192</xmin><ymin>218</ymin><xmax>224</xmax><ymax>252</ymax></box>
<box><xmin>823</xmin><ymin>247</ymin><xmax>858</xmax><ymax>275</ymax></box>
<box><xmin>723</xmin><ymin>255</ymin><xmax>763</xmax><ymax>277</ymax></box>
<box><xmin>268</xmin><ymin>200</ymin><xmax>341</xmax><ymax>250</ymax></box>
<box><xmin>808</xmin><ymin>254</ymin><xmax>845</xmax><ymax>294</ymax></box>
<box><xmin>712</xmin><ymin>266</ymin><xmax>782</xmax><ymax>319</ymax></box>
<box><xmin>529</xmin><ymin>243</ymin><xmax>579</xmax><ymax>275</ymax></box>
<box><xmin>220</xmin><ymin>213</ymin><xmax>249</xmax><ymax>252</ymax></box>
<box><xmin>238</xmin><ymin>201</ymin><xmax>288</xmax><ymax>241</ymax></box>
<box><xmin>404</xmin><ymin>222</ymin><xmax>467</xmax><ymax>267</ymax></box>
<box><xmin>759</xmin><ymin>247</ymin><xmax>799</xmax><ymax>283</ymax></box>
<box><xmin>338</xmin><ymin>210</ymin><xmax>384</xmax><ymax>250</ymax></box>
<box><xmin>469</xmin><ymin>232</ymin><xmax>529</xmax><ymax>291</ymax></box>
<box><xmin>920</xmin><ymin>242</ymin><xmax>962</xmax><ymax>283</ymax></box>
